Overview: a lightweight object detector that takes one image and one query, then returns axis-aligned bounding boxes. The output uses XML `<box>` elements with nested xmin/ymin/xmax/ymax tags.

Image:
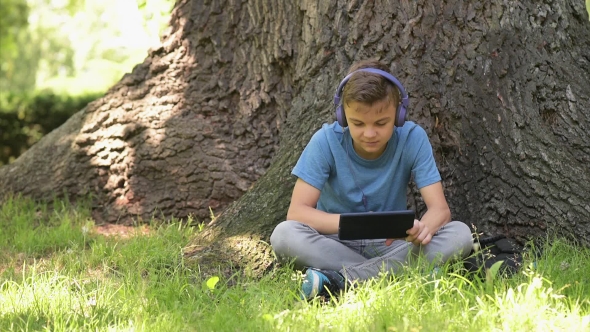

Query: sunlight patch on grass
<box><xmin>0</xmin><ymin>268</ymin><xmax>137</xmax><ymax>331</ymax></box>
<box><xmin>267</xmin><ymin>267</ymin><xmax>588</xmax><ymax>332</ymax></box>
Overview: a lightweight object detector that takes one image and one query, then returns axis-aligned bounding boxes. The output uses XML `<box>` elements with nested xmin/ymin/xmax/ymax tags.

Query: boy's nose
<box><xmin>364</xmin><ymin>128</ymin><xmax>377</xmax><ymax>138</ymax></box>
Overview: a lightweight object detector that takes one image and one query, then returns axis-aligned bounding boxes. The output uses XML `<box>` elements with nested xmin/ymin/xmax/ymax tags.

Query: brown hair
<box><xmin>342</xmin><ymin>59</ymin><xmax>401</xmax><ymax>110</ymax></box>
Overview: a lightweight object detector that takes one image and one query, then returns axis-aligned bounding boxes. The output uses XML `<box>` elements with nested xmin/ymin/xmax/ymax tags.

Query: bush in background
<box><xmin>0</xmin><ymin>91</ymin><xmax>103</xmax><ymax>166</ymax></box>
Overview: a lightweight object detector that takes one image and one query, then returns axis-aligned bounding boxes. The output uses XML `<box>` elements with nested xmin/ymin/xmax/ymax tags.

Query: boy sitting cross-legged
<box><xmin>270</xmin><ymin>59</ymin><xmax>473</xmax><ymax>300</ymax></box>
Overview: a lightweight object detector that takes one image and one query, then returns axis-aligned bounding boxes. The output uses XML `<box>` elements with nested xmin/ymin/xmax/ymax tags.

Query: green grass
<box><xmin>1</xmin><ymin>195</ymin><xmax>589</xmax><ymax>331</ymax></box>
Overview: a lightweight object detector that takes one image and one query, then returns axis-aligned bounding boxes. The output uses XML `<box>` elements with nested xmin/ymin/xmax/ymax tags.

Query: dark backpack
<box><xmin>463</xmin><ymin>235</ymin><xmax>527</xmax><ymax>278</ymax></box>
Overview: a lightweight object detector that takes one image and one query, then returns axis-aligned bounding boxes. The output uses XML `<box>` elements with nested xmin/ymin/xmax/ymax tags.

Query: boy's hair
<box><xmin>342</xmin><ymin>59</ymin><xmax>401</xmax><ymax>110</ymax></box>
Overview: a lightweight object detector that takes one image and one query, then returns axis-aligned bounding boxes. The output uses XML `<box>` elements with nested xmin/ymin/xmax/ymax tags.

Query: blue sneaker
<box><xmin>301</xmin><ymin>268</ymin><xmax>347</xmax><ymax>300</ymax></box>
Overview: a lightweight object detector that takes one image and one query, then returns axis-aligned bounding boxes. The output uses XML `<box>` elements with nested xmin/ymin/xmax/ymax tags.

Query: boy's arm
<box><xmin>405</xmin><ymin>181</ymin><xmax>451</xmax><ymax>245</ymax></box>
<box><xmin>286</xmin><ymin>178</ymin><xmax>340</xmax><ymax>234</ymax></box>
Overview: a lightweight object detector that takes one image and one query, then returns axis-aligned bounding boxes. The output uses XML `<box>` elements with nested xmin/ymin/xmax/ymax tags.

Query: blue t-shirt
<box><xmin>292</xmin><ymin>121</ymin><xmax>441</xmax><ymax>213</ymax></box>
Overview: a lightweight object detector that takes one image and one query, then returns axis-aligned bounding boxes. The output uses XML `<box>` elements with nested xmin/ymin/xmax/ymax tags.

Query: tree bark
<box><xmin>1</xmin><ymin>0</ymin><xmax>589</xmax><ymax>272</ymax></box>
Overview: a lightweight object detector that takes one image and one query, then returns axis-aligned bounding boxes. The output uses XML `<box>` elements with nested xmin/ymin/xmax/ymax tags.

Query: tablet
<box><xmin>338</xmin><ymin>210</ymin><xmax>415</xmax><ymax>240</ymax></box>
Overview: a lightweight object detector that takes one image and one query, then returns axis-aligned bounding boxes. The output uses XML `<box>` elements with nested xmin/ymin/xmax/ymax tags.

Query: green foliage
<box><xmin>0</xmin><ymin>91</ymin><xmax>103</xmax><ymax>165</ymax></box>
<box><xmin>0</xmin><ymin>195</ymin><xmax>589</xmax><ymax>331</ymax></box>
<box><xmin>0</xmin><ymin>0</ymin><xmax>175</xmax><ymax>95</ymax></box>
<box><xmin>0</xmin><ymin>0</ymin><xmax>32</xmax><ymax>92</ymax></box>
<box><xmin>0</xmin><ymin>0</ymin><xmax>28</xmax><ymax>38</ymax></box>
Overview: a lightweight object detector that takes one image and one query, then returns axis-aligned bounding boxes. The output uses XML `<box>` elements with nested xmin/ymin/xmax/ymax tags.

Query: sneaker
<box><xmin>300</xmin><ymin>268</ymin><xmax>347</xmax><ymax>300</ymax></box>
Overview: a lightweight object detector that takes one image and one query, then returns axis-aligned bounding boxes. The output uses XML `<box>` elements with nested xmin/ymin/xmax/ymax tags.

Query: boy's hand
<box><xmin>404</xmin><ymin>219</ymin><xmax>433</xmax><ymax>246</ymax></box>
<box><xmin>385</xmin><ymin>237</ymin><xmax>406</xmax><ymax>246</ymax></box>
<box><xmin>384</xmin><ymin>219</ymin><xmax>430</xmax><ymax>246</ymax></box>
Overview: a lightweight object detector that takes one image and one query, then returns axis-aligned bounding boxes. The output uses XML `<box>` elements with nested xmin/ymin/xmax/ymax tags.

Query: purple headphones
<box><xmin>333</xmin><ymin>68</ymin><xmax>409</xmax><ymax>127</ymax></box>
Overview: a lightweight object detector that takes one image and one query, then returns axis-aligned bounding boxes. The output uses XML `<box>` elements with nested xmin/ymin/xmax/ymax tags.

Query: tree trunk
<box><xmin>1</xmin><ymin>0</ymin><xmax>589</xmax><ymax>273</ymax></box>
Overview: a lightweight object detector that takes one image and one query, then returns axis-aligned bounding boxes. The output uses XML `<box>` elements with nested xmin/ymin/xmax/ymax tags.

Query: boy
<box><xmin>270</xmin><ymin>59</ymin><xmax>473</xmax><ymax>300</ymax></box>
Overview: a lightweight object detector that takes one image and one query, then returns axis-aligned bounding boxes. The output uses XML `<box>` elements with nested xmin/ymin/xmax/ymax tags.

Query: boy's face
<box><xmin>344</xmin><ymin>98</ymin><xmax>396</xmax><ymax>160</ymax></box>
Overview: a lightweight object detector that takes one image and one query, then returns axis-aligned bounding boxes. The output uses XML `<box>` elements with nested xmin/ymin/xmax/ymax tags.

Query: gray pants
<box><xmin>270</xmin><ymin>220</ymin><xmax>473</xmax><ymax>281</ymax></box>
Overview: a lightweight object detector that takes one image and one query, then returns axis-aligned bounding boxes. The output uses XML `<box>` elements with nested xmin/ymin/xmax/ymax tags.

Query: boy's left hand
<box><xmin>404</xmin><ymin>219</ymin><xmax>433</xmax><ymax>246</ymax></box>
<box><xmin>384</xmin><ymin>219</ymin><xmax>432</xmax><ymax>246</ymax></box>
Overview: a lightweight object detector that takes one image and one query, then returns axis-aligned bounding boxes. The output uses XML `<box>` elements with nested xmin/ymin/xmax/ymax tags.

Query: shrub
<box><xmin>0</xmin><ymin>91</ymin><xmax>103</xmax><ymax>165</ymax></box>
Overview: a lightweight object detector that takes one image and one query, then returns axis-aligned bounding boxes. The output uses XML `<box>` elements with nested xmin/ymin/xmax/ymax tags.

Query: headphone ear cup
<box><xmin>336</xmin><ymin>105</ymin><xmax>347</xmax><ymax>127</ymax></box>
<box><xmin>396</xmin><ymin>105</ymin><xmax>407</xmax><ymax>127</ymax></box>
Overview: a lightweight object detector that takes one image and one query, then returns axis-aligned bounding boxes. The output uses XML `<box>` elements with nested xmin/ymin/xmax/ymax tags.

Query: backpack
<box><xmin>463</xmin><ymin>235</ymin><xmax>527</xmax><ymax>279</ymax></box>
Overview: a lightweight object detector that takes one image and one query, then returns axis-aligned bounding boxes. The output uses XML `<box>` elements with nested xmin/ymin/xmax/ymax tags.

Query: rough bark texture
<box><xmin>1</xmin><ymin>0</ymin><xmax>589</xmax><ymax>273</ymax></box>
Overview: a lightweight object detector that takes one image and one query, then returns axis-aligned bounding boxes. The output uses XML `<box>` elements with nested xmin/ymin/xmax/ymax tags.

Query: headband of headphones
<box><xmin>333</xmin><ymin>68</ymin><xmax>409</xmax><ymax>127</ymax></box>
